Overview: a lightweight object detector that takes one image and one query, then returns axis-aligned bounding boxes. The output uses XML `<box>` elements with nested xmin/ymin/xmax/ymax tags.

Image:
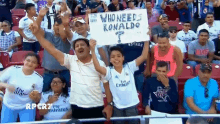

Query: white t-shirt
<box><xmin>177</xmin><ymin>30</ymin><xmax>197</xmax><ymax>46</ymax></box>
<box><xmin>5</xmin><ymin>31</ymin><xmax>20</xmax><ymax>37</ymax></box>
<box><xmin>19</xmin><ymin>16</ymin><xmax>37</xmax><ymax>43</ymax></box>
<box><xmin>169</xmin><ymin>39</ymin><xmax>187</xmax><ymax>54</ymax></box>
<box><xmin>62</xmin><ymin>54</ymin><xmax>107</xmax><ymax>108</ymax></box>
<box><xmin>39</xmin><ymin>91</ymin><xmax>71</xmax><ymax>120</ymax></box>
<box><xmin>0</xmin><ymin>66</ymin><xmax>43</xmax><ymax>109</ymax></box>
<box><xmin>197</xmin><ymin>21</ymin><xmax>220</xmax><ymax>41</ymax></box>
<box><xmin>42</xmin><ymin>4</ymin><xmax>61</xmax><ymax>32</ymax></box>
<box><xmin>69</xmin><ymin>31</ymin><xmax>102</xmax><ymax>59</ymax></box>
<box><xmin>105</xmin><ymin>60</ymin><xmax>139</xmax><ymax>109</ymax></box>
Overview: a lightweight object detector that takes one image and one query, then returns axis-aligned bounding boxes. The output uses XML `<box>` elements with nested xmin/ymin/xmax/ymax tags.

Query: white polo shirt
<box><xmin>105</xmin><ymin>60</ymin><xmax>140</xmax><ymax>109</ymax></box>
<box><xmin>0</xmin><ymin>66</ymin><xmax>43</xmax><ymax>109</ymax></box>
<box><xmin>169</xmin><ymin>39</ymin><xmax>187</xmax><ymax>54</ymax></box>
<box><xmin>39</xmin><ymin>91</ymin><xmax>71</xmax><ymax>120</ymax></box>
<box><xmin>19</xmin><ymin>16</ymin><xmax>37</xmax><ymax>43</ymax></box>
<box><xmin>62</xmin><ymin>54</ymin><xmax>107</xmax><ymax>108</ymax></box>
<box><xmin>177</xmin><ymin>30</ymin><xmax>197</xmax><ymax>46</ymax></box>
<box><xmin>197</xmin><ymin>21</ymin><xmax>220</xmax><ymax>41</ymax></box>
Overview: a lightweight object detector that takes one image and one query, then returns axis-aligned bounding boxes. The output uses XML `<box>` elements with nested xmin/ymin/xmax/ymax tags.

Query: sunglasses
<box><xmin>205</xmin><ymin>88</ymin><xmax>209</xmax><ymax>98</ymax></box>
<box><xmin>169</xmin><ymin>31</ymin><xmax>177</xmax><ymax>33</ymax></box>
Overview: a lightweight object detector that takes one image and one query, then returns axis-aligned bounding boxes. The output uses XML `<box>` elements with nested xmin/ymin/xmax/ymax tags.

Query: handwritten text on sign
<box><xmin>89</xmin><ymin>9</ymin><xmax>149</xmax><ymax>45</ymax></box>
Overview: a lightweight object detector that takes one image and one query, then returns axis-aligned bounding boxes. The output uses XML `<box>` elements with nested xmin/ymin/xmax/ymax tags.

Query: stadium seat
<box><xmin>168</xmin><ymin>21</ymin><xmax>183</xmax><ymax>31</ymax></box>
<box><xmin>10</xmin><ymin>51</ymin><xmax>34</xmax><ymax>66</ymax></box>
<box><xmin>195</xmin><ymin>64</ymin><xmax>220</xmax><ymax>81</ymax></box>
<box><xmin>178</xmin><ymin>90</ymin><xmax>185</xmax><ymax>114</ymax></box>
<box><xmin>38</xmin><ymin>50</ymin><xmax>44</xmax><ymax>66</ymax></box>
<box><xmin>137</xmin><ymin>92</ymin><xmax>145</xmax><ymax>115</ymax></box>
<box><xmin>11</xmin><ymin>9</ymin><xmax>26</xmax><ymax>18</ymax></box>
<box><xmin>0</xmin><ymin>52</ymin><xmax>10</xmax><ymax>68</ymax></box>
<box><xmin>178</xmin><ymin>64</ymin><xmax>194</xmax><ymax>91</ymax></box>
<box><xmin>149</xmin><ymin>22</ymin><xmax>160</xmax><ymax>28</ymax></box>
<box><xmin>35</xmin><ymin>68</ymin><xmax>44</xmax><ymax>75</ymax></box>
<box><xmin>12</xmin><ymin>16</ymin><xmax>20</xmax><ymax>26</ymax></box>
<box><xmin>12</xmin><ymin>26</ymin><xmax>19</xmax><ymax>31</ymax></box>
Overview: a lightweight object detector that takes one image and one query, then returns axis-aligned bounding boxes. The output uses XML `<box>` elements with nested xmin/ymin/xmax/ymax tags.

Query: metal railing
<box><xmin>4</xmin><ymin>114</ymin><xmax>220</xmax><ymax>124</ymax></box>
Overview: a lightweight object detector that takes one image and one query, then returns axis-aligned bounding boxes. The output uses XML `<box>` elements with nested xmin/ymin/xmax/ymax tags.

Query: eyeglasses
<box><xmin>51</xmin><ymin>81</ymin><xmax>63</xmax><ymax>85</ymax></box>
<box><xmin>169</xmin><ymin>31</ymin><xmax>177</xmax><ymax>33</ymax></box>
<box><xmin>205</xmin><ymin>88</ymin><xmax>209</xmax><ymax>98</ymax></box>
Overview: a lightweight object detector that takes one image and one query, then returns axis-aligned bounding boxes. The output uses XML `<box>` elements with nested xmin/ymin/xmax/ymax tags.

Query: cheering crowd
<box><xmin>0</xmin><ymin>0</ymin><xmax>220</xmax><ymax>124</ymax></box>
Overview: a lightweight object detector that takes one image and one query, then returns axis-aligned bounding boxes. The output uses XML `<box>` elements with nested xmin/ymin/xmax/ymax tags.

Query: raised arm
<box><xmin>89</xmin><ymin>39</ymin><xmax>107</xmax><ymax>76</ymax></box>
<box><xmin>161</xmin><ymin>0</ymin><xmax>167</xmax><ymax>10</ymax></box>
<box><xmin>135</xmin><ymin>41</ymin><xmax>149</xmax><ymax>67</ymax></box>
<box><xmin>61</xmin><ymin>12</ymin><xmax>73</xmax><ymax>41</ymax></box>
<box><xmin>29</xmin><ymin>20</ymin><xmax>65</xmax><ymax>65</ymax></box>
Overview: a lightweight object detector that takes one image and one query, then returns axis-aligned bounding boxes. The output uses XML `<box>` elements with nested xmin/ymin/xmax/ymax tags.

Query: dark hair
<box><xmin>73</xmin><ymin>38</ymin><xmax>90</xmax><ymax>50</ymax></box>
<box><xmin>1</xmin><ymin>20</ymin><xmax>12</xmax><ymax>36</ymax></box>
<box><xmin>158</xmin><ymin>32</ymin><xmax>169</xmax><ymax>39</ymax></box>
<box><xmin>169</xmin><ymin>26</ymin><xmax>177</xmax><ymax>32</ymax></box>
<box><xmin>199</xmin><ymin>29</ymin><xmax>209</xmax><ymax>35</ymax></box>
<box><xmin>187</xmin><ymin>117</ymin><xmax>208</xmax><ymax>124</ymax></box>
<box><xmin>25</xmin><ymin>3</ymin><xmax>35</xmax><ymax>11</ymax></box>
<box><xmin>184</xmin><ymin>21</ymin><xmax>191</xmax><ymax>24</ymax></box>
<box><xmin>46</xmin><ymin>75</ymin><xmax>69</xmax><ymax>98</ymax></box>
<box><xmin>109</xmin><ymin>46</ymin><xmax>126</xmax><ymax>67</ymax></box>
<box><xmin>54</xmin><ymin>13</ymin><xmax>62</xmax><ymax>25</ymax></box>
<box><xmin>206</xmin><ymin>12</ymin><xmax>214</xmax><ymax>18</ymax></box>
<box><xmin>24</xmin><ymin>52</ymin><xmax>40</xmax><ymax>64</ymax></box>
<box><xmin>156</xmin><ymin>61</ymin><xmax>168</xmax><ymax>70</ymax></box>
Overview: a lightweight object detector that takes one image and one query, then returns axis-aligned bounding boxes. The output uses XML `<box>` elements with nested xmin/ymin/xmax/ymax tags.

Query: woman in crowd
<box><xmin>90</xmin><ymin>39</ymin><xmax>149</xmax><ymax>124</ymax></box>
<box><xmin>0</xmin><ymin>20</ymin><xmax>22</xmax><ymax>57</ymax></box>
<box><xmin>39</xmin><ymin>75</ymin><xmax>71</xmax><ymax>120</ymax></box>
<box><xmin>0</xmin><ymin>52</ymin><xmax>43</xmax><ymax>123</ymax></box>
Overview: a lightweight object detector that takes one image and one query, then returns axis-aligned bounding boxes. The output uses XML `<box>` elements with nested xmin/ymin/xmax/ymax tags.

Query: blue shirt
<box><xmin>200</xmin><ymin>5</ymin><xmax>214</xmax><ymax>19</ymax></box>
<box><xmin>183</xmin><ymin>76</ymin><xmax>219</xmax><ymax>114</ymax></box>
<box><xmin>178</xmin><ymin>8</ymin><xmax>190</xmax><ymax>22</ymax></box>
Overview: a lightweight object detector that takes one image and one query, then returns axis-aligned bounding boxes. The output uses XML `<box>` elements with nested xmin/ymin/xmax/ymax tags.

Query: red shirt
<box><xmin>164</xmin><ymin>6</ymin><xmax>179</xmax><ymax>21</ymax></box>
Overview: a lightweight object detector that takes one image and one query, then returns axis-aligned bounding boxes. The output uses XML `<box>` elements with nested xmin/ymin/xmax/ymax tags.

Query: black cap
<box><xmin>200</xmin><ymin>63</ymin><xmax>212</xmax><ymax>72</ymax></box>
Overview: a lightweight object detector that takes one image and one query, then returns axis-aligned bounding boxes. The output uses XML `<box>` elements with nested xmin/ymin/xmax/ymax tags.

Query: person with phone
<box><xmin>142</xmin><ymin>61</ymin><xmax>178</xmax><ymax>115</ymax></box>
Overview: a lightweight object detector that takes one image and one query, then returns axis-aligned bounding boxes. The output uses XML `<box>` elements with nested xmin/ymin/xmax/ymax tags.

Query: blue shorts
<box><xmin>1</xmin><ymin>104</ymin><xmax>36</xmax><ymax>123</ymax></box>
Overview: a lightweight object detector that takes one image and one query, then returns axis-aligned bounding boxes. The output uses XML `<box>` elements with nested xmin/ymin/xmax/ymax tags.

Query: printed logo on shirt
<box><xmin>153</xmin><ymin>86</ymin><xmax>169</xmax><ymax>102</ymax></box>
<box><xmin>203</xmin><ymin>7</ymin><xmax>207</xmax><ymax>14</ymax></box>
<box><xmin>63</xmin><ymin>99</ymin><xmax>66</xmax><ymax>103</ymax></box>
<box><xmin>48</xmin><ymin>105</ymin><xmax>69</xmax><ymax>112</ymax></box>
<box><xmin>14</xmin><ymin>87</ymin><xmax>28</xmax><ymax>96</ymax></box>
<box><xmin>195</xmin><ymin>49</ymin><xmax>209</xmax><ymax>56</ymax></box>
<box><xmin>156</xmin><ymin>60</ymin><xmax>171</xmax><ymax>71</ymax></box>
<box><xmin>116</xmin><ymin>80</ymin><xmax>130</xmax><ymax>87</ymax></box>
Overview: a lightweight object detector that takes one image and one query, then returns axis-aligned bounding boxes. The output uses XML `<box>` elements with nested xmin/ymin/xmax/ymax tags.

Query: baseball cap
<box><xmin>72</xmin><ymin>17</ymin><xmax>86</xmax><ymax>24</ymax></box>
<box><xmin>200</xmin><ymin>63</ymin><xmax>212</xmax><ymax>72</ymax></box>
<box><xmin>159</xmin><ymin>14</ymin><xmax>168</xmax><ymax>20</ymax></box>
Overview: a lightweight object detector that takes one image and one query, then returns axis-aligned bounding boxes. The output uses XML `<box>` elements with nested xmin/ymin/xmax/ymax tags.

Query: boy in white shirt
<box><xmin>169</xmin><ymin>26</ymin><xmax>186</xmax><ymax>58</ymax></box>
<box><xmin>18</xmin><ymin>3</ymin><xmax>40</xmax><ymax>53</ymax></box>
<box><xmin>177</xmin><ymin>21</ymin><xmax>197</xmax><ymax>46</ymax></box>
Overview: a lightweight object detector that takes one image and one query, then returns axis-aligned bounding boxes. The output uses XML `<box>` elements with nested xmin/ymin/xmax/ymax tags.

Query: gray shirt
<box><xmin>188</xmin><ymin>40</ymin><xmax>215</xmax><ymax>59</ymax></box>
<box><xmin>152</xmin><ymin>25</ymin><xmax>169</xmax><ymax>36</ymax></box>
<box><xmin>42</xmin><ymin>31</ymin><xmax>71</xmax><ymax>70</ymax></box>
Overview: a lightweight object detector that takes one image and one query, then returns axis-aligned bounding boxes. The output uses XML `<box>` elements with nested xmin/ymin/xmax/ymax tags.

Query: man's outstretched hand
<box><xmin>29</xmin><ymin>20</ymin><xmax>40</xmax><ymax>35</ymax></box>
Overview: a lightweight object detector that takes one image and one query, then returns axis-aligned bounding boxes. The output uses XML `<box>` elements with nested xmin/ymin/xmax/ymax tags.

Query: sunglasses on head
<box><xmin>72</xmin><ymin>17</ymin><xmax>84</xmax><ymax>22</ymax></box>
<box><xmin>205</xmin><ymin>87</ymin><xmax>209</xmax><ymax>98</ymax></box>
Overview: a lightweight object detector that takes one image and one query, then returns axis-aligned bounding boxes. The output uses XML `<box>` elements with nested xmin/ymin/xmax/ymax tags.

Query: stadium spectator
<box><xmin>108</xmin><ymin>0</ymin><xmax>124</xmax><ymax>11</ymax></box>
<box><xmin>177</xmin><ymin>21</ymin><xmax>197</xmax><ymax>46</ymax></box>
<box><xmin>146</xmin><ymin>32</ymin><xmax>183</xmax><ymax>83</ymax></box>
<box><xmin>91</xmin><ymin>0</ymin><xmax>108</xmax><ymax>13</ymax></box>
<box><xmin>36</xmin><ymin>8</ymin><xmax>71</xmax><ymax>92</ymax></box>
<box><xmin>146</xmin><ymin>1</ymin><xmax>159</xmax><ymax>23</ymax></box>
<box><xmin>18</xmin><ymin>3</ymin><xmax>40</xmax><ymax>53</ymax></box>
<box><xmin>26</xmin><ymin>0</ymin><xmax>38</xmax><ymax>11</ymax></box>
<box><xmin>0</xmin><ymin>53</ymin><xmax>43</xmax><ymax>123</ymax></box>
<box><xmin>197</xmin><ymin>12</ymin><xmax>220</xmax><ymax>41</ymax></box>
<box><xmin>213</xmin><ymin>1</ymin><xmax>220</xmax><ymax>20</ymax></box>
<box><xmin>0</xmin><ymin>20</ymin><xmax>22</xmax><ymax>57</ymax></box>
<box><xmin>184</xmin><ymin>63</ymin><xmax>219</xmax><ymax>124</ymax></box>
<box><xmin>29</xmin><ymin>20</ymin><xmax>113</xmax><ymax>123</ymax></box>
<box><xmin>161</xmin><ymin>0</ymin><xmax>179</xmax><ymax>21</ymax></box>
<box><xmin>186</xmin><ymin>117</ymin><xmax>208</xmax><ymax>124</ymax></box>
<box><xmin>75</xmin><ymin>0</ymin><xmax>91</xmax><ymax>14</ymax></box>
<box><xmin>137</xmin><ymin>0</ymin><xmax>146</xmax><ymax>9</ymax></box>
<box><xmin>126</xmin><ymin>0</ymin><xmax>139</xmax><ymax>10</ymax></box>
<box><xmin>0</xmin><ymin>0</ymin><xmax>15</xmax><ymax>25</ymax></box>
<box><xmin>0</xmin><ymin>91</ymin><xmax>4</xmax><ymax>119</ymax></box>
<box><xmin>14</xmin><ymin>0</ymin><xmax>26</xmax><ymax>9</ymax></box>
<box><xmin>200</xmin><ymin>0</ymin><xmax>214</xmax><ymax>19</ymax></box>
<box><xmin>152</xmin><ymin>14</ymin><xmax>169</xmax><ymax>43</ymax></box>
<box><xmin>66</xmin><ymin>0</ymin><xmax>77</xmax><ymax>16</ymax></box>
<box><xmin>89</xmin><ymin>38</ymin><xmax>149</xmax><ymax>124</ymax></box>
<box><xmin>176</xmin><ymin>0</ymin><xmax>190</xmax><ymax>22</ymax></box>
<box><xmin>143</xmin><ymin>61</ymin><xmax>178</xmax><ymax>115</ymax></box>
<box><xmin>41</xmin><ymin>0</ymin><xmax>61</xmax><ymax>33</ymax></box>
<box><xmin>187</xmin><ymin>29</ymin><xmax>215</xmax><ymax>69</ymax></box>
<box><xmin>39</xmin><ymin>75</ymin><xmax>72</xmax><ymax>120</ymax></box>
<box><xmin>154</xmin><ymin>0</ymin><xmax>164</xmax><ymax>14</ymax></box>
<box><xmin>169</xmin><ymin>26</ymin><xmax>186</xmax><ymax>57</ymax></box>
<box><xmin>213</xmin><ymin>32</ymin><xmax>220</xmax><ymax>65</ymax></box>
